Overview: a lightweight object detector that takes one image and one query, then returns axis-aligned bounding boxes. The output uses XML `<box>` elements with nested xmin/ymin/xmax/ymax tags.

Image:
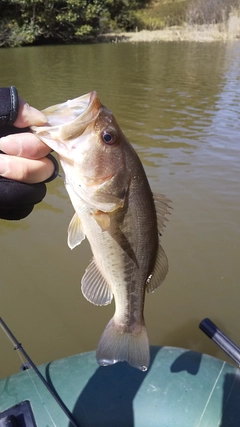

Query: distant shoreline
<box><xmin>98</xmin><ymin>22</ymin><xmax>240</xmax><ymax>43</ymax></box>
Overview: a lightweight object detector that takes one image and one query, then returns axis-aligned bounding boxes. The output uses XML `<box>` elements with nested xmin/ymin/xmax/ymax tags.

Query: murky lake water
<box><xmin>0</xmin><ymin>41</ymin><xmax>239</xmax><ymax>377</ymax></box>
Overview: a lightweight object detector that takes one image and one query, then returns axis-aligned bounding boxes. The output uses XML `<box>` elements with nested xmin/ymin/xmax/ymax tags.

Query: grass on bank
<box><xmin>135</xmin><ymin>0</ymin><xmax>240</xmax><ymax>29</ymax></box>
<box><xmin>135</xmin><ymin>0</ymin><xmax>191</xmax><ymax>30</ymax></box>
<box><xmin>125</xmin><ymin>0</ymin><xmax>240</xmax><ymax>41</ymax></box>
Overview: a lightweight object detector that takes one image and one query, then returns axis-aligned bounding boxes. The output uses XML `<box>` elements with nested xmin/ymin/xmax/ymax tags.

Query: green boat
<box><xmin>0</xmin><ymin>318</ymin><xmax>240</xmax><ymax>426</ymax></box>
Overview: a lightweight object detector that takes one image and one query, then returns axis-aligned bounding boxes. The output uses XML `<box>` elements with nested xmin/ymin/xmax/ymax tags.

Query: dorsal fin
<box><xmin>81</xmin><ymin>259</ymin><xmax>113</xmax><ymax>306</ymax></box>
<box><xmin>146</xmin><ymin>244</ymin><xmax>169</xmax><ymax>293</ymax></box>
<box><xmin>153</xmin><ymin>193</ymin><xmax>172</xmax><ymax>234</ymax></box>
<box><xmin>145</xmin><ymin>193</ymin><xmax>170</xmax><ymax>293</ymax></box>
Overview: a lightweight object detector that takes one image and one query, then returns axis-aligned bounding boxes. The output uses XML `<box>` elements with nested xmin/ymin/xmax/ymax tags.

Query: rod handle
<box><xmin>199</xmin><ymin>318</ymin><xmax>240</xmax><ymax>367</ymax></box>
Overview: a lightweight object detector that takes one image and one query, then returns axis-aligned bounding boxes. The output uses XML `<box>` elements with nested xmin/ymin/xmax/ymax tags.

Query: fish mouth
<box><xmin>31</xmin><ymin>91</ymin><xmax>102</xmax><ymax>160</ymax></box>
<box><xmin>67</xmin><ymin>90</ymin><xmax>100</xmax><ymax>123</ymax></box>
<box><xmin>38</xmin><ymin>91</ymin><xmax>101</xmax><ymax>128</ymax></box>
<box><xmin>82</xmin><ymin>90</ymin><xmax>101</xmax><ymax>125</ymax></box>
<box><xmin>89</xmin><ymin>91</ymin><xmax>98</xmax><ymax>108</ymax></box>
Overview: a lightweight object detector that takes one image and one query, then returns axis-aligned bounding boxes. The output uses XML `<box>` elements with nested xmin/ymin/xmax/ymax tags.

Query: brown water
<box><xmin>0</xmin><ymin>41</ymin><xmax>239</xmax><ymax>377</ymax></box>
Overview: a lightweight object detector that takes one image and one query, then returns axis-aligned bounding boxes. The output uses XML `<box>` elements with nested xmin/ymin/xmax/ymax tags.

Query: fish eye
<box><xmin>101</xmin><ymin>130</ymin><xmax>116</xmax><ymax>145</ymax></box>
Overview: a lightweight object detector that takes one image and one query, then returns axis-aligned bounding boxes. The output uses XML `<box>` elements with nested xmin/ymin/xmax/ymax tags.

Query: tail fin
<box><xmin>96</xmin><ymin>318</ymin><xmax>150</xmax><ymax>371</ymax></box>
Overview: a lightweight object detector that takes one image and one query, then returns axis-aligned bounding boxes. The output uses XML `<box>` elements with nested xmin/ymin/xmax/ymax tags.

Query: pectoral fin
<box><xmin>92</xmin><ymin>170</ymin><xmax>129</xmax><ymax>212</ymax></box>
<box><xmin>92</xmin><ymin>211</ymin><xmax>111</xmax><ymax>231</ymax></box>
<box><xmin>81</xmin><ymin>259</ymin><xmax>113</xmax><ymax>306</ymax></box>
<box><xmin>67</xmin><ymin>212</ymin><xmax>85</xmax><ymax>249</ymax></box>
<box><xmin>146</xmin><ymin>244</ymin><xmax>168</xmax><ymax>293</ymax></box>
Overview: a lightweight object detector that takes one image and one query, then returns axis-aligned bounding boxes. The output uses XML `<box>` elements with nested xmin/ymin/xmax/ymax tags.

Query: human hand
<box><xmin>0</xmin><ymin>97</ymin><xmax>55</xmax><ymax>183</ymax></box>
<box><xmin>0</xmin><ymin>87</ymin><xmax>59</xmax><ymax>220</ymax></box>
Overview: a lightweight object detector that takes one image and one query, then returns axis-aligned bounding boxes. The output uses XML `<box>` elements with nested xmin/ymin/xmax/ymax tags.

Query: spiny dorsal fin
<box><xmin>146</xmin><ymin>244</ymin><xmax>169</xmax><ymax>293</ymax></box>
<box><xmin>67</xmin><ymin>212</ymin><xmax>85</xmax><ymax>249</ymax></box>
<box><xmin>81</xmin><ymin>259</ymin><xmax>113</xmax><ymax>306</ymax></box>
<box><xmin>153</xmin><ymin>193</ymin><xmax>172</xmax><ymax>234</ymax></box>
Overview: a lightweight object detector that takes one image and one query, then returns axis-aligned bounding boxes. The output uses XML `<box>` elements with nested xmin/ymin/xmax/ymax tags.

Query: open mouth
<box><xmin>38</xmin><ymin>91</ymin><xmax>99</xmax><ymax>128</ymax></box>
<box><xmin>30</xmin><ymin>91</ymin><xmax>103</xmax><ymax>160</ymax></box>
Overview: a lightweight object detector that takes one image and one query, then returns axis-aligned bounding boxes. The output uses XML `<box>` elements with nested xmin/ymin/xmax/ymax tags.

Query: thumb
<box><xmin>14</xmin><ymin>97</ymin><xmax>47</xmax><ymax>128</ymax></box>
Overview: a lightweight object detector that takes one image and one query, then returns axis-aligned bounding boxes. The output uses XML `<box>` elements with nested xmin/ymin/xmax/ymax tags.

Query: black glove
<box><xmin>0</xmin><ymin>152</ymin><xmax>59</xmax><ymax>220</ymax></box>
<box><xmin>0</xmin><ymin>176</ymin><xmax>47</xmax><ymax>220</ymax></box>
<box><xmin>0</xmin><ymin>86</ymin><xmax>19</xmax><ymax>127</ymax></box>
<box><xmin>0</xmin><ymin>86</ymin><xmax>59</xmax><ymax>220</ymax></box>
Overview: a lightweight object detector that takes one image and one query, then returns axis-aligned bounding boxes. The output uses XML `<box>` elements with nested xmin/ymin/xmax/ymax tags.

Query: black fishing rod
<box><xmin>199</xmin><ymin>317</ymin><xmax>240</xmax><ymax>367</ymax></box>
<box><xmin>0</xmin><ymin>317</ymin><xmax>80</xmax><ymax>427</ymax></box>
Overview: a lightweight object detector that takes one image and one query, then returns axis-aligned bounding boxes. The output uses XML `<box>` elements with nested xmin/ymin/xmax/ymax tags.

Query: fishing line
<box><xmin>7</xmin><ymin>342</ymin><xmax>58</xmax><ymax>427</ymax></box>
<box><xmin>23</xmin><ymin>372</ymin><xmax>59</xmax><ymax>427</ymax></box>
<box><xmin>0</xmin><ymin>317</ymin><xmax>80</xmax><ymax>427</ymax></box>
<box><xmin>0</xmin><ymin>319</ymin><xmax>58</xmax><ymax>426</ymax></box>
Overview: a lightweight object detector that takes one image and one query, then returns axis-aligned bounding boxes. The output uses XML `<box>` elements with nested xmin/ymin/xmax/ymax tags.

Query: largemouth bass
<box><xmin>32</xmin><ymin>92</ymin><xmax>170</xmax><ymax>371</ymax></box>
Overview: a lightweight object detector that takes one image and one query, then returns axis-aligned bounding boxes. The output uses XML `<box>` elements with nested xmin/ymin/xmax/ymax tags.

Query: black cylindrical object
<box><xmin>199</xmin><ymin>318</ymin><xmax>240</xmax><ymax>367</ymax></box>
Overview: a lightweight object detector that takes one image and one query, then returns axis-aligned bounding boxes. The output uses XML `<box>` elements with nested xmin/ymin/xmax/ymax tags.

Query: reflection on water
<box><xmin>0</xmin><ymin>41</ymin><xmax>239</xmax><ymax>377</ymax></box>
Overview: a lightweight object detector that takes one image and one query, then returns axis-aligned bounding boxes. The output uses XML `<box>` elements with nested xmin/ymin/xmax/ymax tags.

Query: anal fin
<box><xmin>81</xmin><ymin>259</ymin><xmax>113</xmax><ymax>306</ymax></box>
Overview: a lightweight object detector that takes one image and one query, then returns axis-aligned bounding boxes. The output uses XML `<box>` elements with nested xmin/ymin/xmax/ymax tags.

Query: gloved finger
<box><xmin>0</xmin><ymin>132</ymin><xmax>51</xmax><ymax>159</ymax></box>
<box><xmin>0</xmin><ymin>154</ymin><xmax>55</xmax><ymax>184</ymax></box>
<box><xmin>14</xmin><ymin>97</ymin><xmax>47</xmax><ymax>128</ymax></box>
<box><xmin>0</xmin><ymin>176</ymin><xmax>47</xmax><ymax>220</ymax></box>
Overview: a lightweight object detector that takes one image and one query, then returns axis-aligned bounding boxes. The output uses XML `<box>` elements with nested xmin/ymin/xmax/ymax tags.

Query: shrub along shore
<box><xmin>1</xmin><ymin>0</ymin><xmax>240</xmax><ymax>47</ymax></box>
